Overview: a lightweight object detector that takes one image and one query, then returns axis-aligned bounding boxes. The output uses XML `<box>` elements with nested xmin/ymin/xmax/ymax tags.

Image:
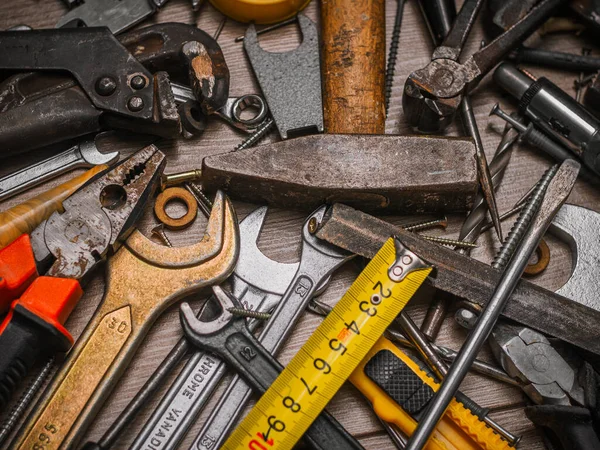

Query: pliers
<box><xmin>489</xmin><ymin>322</ymin><xmax>600</xmax><ymax>450</ymax></box>
<box><xmin>0</xmin><ymin>145</ymin><xmax>165</xmax><ymax>408</ymax></box>
<box><xmin>402</xmin><ymin>0</ymin><xmax>566</xmax><ymax>133</ymax></box>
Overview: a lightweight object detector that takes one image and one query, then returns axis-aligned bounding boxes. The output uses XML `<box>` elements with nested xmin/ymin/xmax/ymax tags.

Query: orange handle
<box><xmin>0</xmin><ymin>165</ymin><xmax>107</xmax><ymax>249</ymax></box>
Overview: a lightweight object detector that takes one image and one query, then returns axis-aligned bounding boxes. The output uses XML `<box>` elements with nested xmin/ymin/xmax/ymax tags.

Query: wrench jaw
<box><xmin>306</xmin><ymin>205</ymin><xmax>353</xmax><ymax>260</ymax></box>
<box><xmin>79</xmin><ymin>139</ymin><xmax>120</xmax><ymax>166</ymax></box>
<box><xmin>179</xmin><ymin>286</ymin><xmax>246</xmax><ymax>355</ymax></box>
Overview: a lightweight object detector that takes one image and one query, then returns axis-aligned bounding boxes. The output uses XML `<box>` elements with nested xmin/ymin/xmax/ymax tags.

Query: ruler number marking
<box><xmin>300</xmin><ymin>377</ymin><xmax>317</xmax><ymax>395</ymax></box>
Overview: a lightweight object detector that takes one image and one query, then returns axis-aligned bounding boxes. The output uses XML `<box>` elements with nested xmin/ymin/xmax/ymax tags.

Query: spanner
<box><xmin>190</xmin><ymin>206</ymin><xmax>354</xmax><ymax>450</ymax></box>
<box><xmin>180</xmin><ymin>286</ymin><xmax>363</xmax><ymax>450</ymax></box>
<box><xmin>131</xmin><ymin>207</ymin><xmax>336</xmax><ymax>450</ymax></box>
<box><xmin>126</xmin><ymin>207</ymin><xmax>299</xmax><ymax>450</ymax></box>
<box><xmin>0</xmin><ymin>136</ymin><xmax>119</xmax><ymax>201</ymax></box>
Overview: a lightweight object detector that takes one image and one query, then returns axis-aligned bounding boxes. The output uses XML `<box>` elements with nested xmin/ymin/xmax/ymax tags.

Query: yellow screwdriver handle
<box><xmin>0</xmin><ymin>165</ymin><xmax>108</xmax><ymax>249</ymax></box>
<box><xmin>349</xmin><ymin>338</ymin><xmax>510</xmax><ymax>450</ymax></box>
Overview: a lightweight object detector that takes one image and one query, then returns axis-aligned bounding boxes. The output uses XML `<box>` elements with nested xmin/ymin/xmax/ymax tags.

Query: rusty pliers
<box><xmin>403</xmin><ymin>0</ymin><xmax>566</xmax><ymax>133</ymax></box>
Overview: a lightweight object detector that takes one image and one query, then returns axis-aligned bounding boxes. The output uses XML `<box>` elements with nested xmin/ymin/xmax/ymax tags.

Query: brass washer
<box><xmin>154</xmin><ymin>187</ymin><xmax>198</xmax><ymax>230</ymax></box>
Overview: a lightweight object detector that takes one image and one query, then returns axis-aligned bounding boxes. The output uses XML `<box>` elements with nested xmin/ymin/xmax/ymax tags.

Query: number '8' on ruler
<box><xmin>223</xmin><ymin>237</ymin><xmax>433</xmax><ymax>450</ymax></box>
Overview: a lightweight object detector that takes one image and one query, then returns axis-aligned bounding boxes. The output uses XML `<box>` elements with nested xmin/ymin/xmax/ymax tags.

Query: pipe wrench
<box><xmin>130</xmin><ymin>206</ymin><xmax>348</xmax><ymax>450</ymax></box>
<box><xmin>11</xmin><ymin>191</ymin><xmax>239</xmax><ymax>450</ymax></box>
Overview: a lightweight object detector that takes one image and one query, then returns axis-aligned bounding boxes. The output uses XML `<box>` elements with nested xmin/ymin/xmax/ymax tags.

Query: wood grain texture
<box><xmin>321</xmin><ymin>0</ymin><xmax>386</xmax><ymax>133</ymax></box>
<box><xmin>0</xmin><ymin>1</ymin><xmax>599</xmax><ymax>449</ymax></box>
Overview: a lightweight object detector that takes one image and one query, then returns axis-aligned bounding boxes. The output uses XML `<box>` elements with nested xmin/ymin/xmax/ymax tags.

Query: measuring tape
<box><xmin>223</xmin><ymin>237</ymin><xmax>432</xmax><ymax>450</ymax></box>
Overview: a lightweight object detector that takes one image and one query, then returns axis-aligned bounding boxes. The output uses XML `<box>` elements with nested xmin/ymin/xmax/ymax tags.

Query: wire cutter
<box><xmin>402</xmin><ymin>0</ymin><xmax>566</xmax><ymax>133</ymax></box>
<box><xmin>490</xmin><ymin>322</ymin><xmax>600</xmax><ymax>450</ymax></box>
<box><xmin>0</xmin><ymin>145</ymin><xmax>165</xmax><ymax>408</ymax></box>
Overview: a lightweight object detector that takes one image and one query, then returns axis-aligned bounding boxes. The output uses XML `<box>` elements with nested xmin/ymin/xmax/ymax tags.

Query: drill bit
<box><xmin>461</xmin><ymin>96</ymin><xmax>504</xmax><ymax>242</ymax></box>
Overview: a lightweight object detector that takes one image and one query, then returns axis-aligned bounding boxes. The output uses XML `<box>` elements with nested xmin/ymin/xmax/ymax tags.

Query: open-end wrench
<box><xmin>126</xmin><ymin>207</ymin><xmax>300</xmax><ymax>450</ymax></box>
<box><xmin>0</xmin><ymin>136</ymin><xmax>119</xmax><ymax>201</ymax></box>
<box><xmin>131</xmin><ymin>207</ymin><xmax>334</xmax><ymax>450</ymax></box>
<box><xmin>180</xmin><ymin>286</ymin><xmax>363</xmax><ymax>450</ymax></box>
<box><xmin>190</xmin><ymin>206</ymin><xmax>354</xmax><ymax>450</ymax></box>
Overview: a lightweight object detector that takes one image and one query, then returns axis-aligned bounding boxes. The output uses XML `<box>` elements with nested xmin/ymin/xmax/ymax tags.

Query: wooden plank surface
<box><xmin>1</xmin><ymin>1</ymin><xmax>600</xmax><ymax>449</ymax></box>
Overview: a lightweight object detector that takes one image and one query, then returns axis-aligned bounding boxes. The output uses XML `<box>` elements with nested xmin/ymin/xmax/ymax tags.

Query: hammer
<box><xmin>201</xmin><ymin>1</ymin><xmax>479</xmax><ymax>214</ymax></box>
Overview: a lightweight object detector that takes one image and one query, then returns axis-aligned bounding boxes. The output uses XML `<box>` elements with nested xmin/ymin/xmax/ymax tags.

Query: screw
<box><xmin>385</xmin><ymin>0</ymin><xmax>406</xmax><ymax>117</ymax></box>
<box><xmin>308</xmin><ymin>217</ymin><xmax>319</xmax><ymax>234</ymax></box>
<box><xmin>184</xmin><ymin>182</ymin><xmax>212</xmax><ymax>218</ymax></box>
<box><xmin>130</xmin><ymin>75</ymin><xmax>146</xmax><ymax>90</ymax></box>
<box><xmin>420</xmin><ymin>235</ymin><xmax>477</xmax><ymax>249</ymax></box>
<box><xmin>235</xmin><ymin>118</ymin><xmax>274</xmax><ymax>151</ymax></box>
<box><xmin>213</xmin><ymin>17</ymin><xmax>226</xmax><ymax>40</ymax></box>
<box><xmin>127</xmin><ymin>96</ymin><xmax>144</xmax><ymax>112</ymax></box>
<box><xmin>151</xmin><ymin>224</ymin><xmax>172</xmax><ymax>247</ymax></box>
<box><xmin>96</xmin><ymin>76</ymin><xmax>117</xmax><ymax>96</ymax></box>
<box><xmin>227</xmin><ymin>307</ymin><xmax>271</xmax><ymax>320</ymax></box>
<box><xmin>404</xmin><ymin>216</ymin><xmax>447</xmax><ymax>232</ymax></box>
<box><xmin>0</xmin><ymin>358</ymin><xmax>55</xmax><ymax>447</ymax></box>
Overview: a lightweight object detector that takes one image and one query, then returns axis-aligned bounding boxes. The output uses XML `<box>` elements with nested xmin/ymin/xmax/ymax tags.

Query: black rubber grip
<box><xmin>364</xmin><ymin>349</ymin><xmax>434</xmax><ymax>416</ymax></box>
<box><xmin>0</xmin><ymin>305</ymin><xmax>70</xmax><ymax>408</ymax></box>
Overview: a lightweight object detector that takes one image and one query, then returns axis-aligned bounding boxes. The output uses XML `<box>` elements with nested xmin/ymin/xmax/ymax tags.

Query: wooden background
<box><xmin>2</xmin><ymin>0</ymin><xmax>600</xmax><ymax>448</ymax></box>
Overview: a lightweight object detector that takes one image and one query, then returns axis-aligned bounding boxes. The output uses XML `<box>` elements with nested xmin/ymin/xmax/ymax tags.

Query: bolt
<box><xmin>455</xmin><ymin>308</ymin><xmax>478</xmax><ymax>330</ymax></box>
<box><xmin>130</xmin><ymin>75</ymin><xmax>146</xmax><ymax>90</ymax></box>
<box><xmin>161</xmin><ymin>169</ymin><xmax>203</xmax><ymax>190</ymax></box>
<box><xmin>308</xmin><ymin>217</ymin><xmax>319</xmax><ymax>234</ymax></box>
<box><xmin>127</xmin><ymin>96</ymin><xmax>144</xmax><ymax>112</ymax></box>
<box><xmin>151</xmin><ymin>224</ymin><xmax>172</xmax><ymax>247</ymax></box>
<box><xmin>96</xmin><ymin>76</ymin><xmax>117</xmax><ymax>96</ymax></box>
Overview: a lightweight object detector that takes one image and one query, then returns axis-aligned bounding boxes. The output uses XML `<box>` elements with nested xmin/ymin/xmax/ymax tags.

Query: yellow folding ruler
<box><xmin>223</xmin><ymin>237</ymin><xmax>432</xmax><ymax>450</ymax></box>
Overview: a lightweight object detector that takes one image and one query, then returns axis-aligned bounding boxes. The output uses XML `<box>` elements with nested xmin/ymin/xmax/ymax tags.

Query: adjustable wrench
<box><xmin>190</xmin><ymin>206</ymin><xmax>354</xmax><ymax>450</ymax></box>
<box><xmin>180</xmin><ymin>286</ymin><xmax>363</xmax><ymax>450</ymax></box>
<box><xmin>131</xmin><ymin>207</ymin><xmax>339</xmax><ymax>450</ymax></box>
<box><xmin>0</xmin><ymin>136</ymin><xmax>119</xmax><ymax>202</ymax></box>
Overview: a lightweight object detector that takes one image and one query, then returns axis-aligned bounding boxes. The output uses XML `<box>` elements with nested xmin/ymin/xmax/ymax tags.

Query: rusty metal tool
<box><xmin>0</xmin><ymin>135</ymin><xmax>119</xmax><ymax>202</ymax></box>
<box><xmin>0</xmin><ymin>165</ymin><xmax>108</xmax><ymax>249</ymax></box>
<box><xmin>0</xmin><ymin>23</ymin><xmax>229</xmax><ymax>156</ymax></box>
<box><xmin>11</xmin><ymin>191</ymin><xmax>239</xmax><ymax>450</ymax></box>
<box><xmin>0</xmin><ymin>145</ymin><xmax>165</xmax><ymax>407</ymax></box>
<box><xmin>313</xmin><ymin>195</ymin><xmax>600</xmax><ymax>356</ymax></box>
<box><xmin>406</xmin><ymin>160</ymin><xmax>579</xmax><ymax>449</ymax></box>
<box><xmin>243</xmin><ymin>14</ymin><xmax>323</xmax><ymax>139</ymax></box>
<box><xmin>201</xmin><ymin>134</ymin><xmax>478</xmax><ymax>213</ymax></box>
<box><xmin>417</xmin><ymin>0</ymin><xmax>457</xmax><ymax>47</ymax></box>
<box><xmin>180</xmin><ymin>286</ymin><xmax>364</xmax><ymax>450</ymax></box>
<box><xmin>403</xmin><ymin>0</ymin><xmax>566</xmax><ymax>133</ymax></box>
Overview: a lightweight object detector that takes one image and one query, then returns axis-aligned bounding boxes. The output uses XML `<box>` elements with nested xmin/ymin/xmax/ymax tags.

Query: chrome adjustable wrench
<box><xmin>190</xmin><ymin>206</ymin><xmax>354</xmax><ymax>450</ymax></box>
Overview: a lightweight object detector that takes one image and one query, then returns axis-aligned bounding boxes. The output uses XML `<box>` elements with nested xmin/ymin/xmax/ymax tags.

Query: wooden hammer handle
<box><xmin>321</xmin><ymin>0</ymin><xmax>386</xmax><ymax>134</ymax></box>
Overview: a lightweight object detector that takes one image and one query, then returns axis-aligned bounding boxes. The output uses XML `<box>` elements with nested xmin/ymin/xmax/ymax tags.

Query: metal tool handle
<box><xmin>435</xmin><ymin>0</ymin><xmax>483</xmax><ymax>60</ymax></box>
<box><xmin>471</xmin><ymin>0</ymin><xmax>566</xmax><ymax>77</ymax></box>
<box><xmin>218</xmin><ymin>328</ymin><xmax>363</xmax><ymax>450</ymax></box>
<box><xmin>0</xmin><ymin>143</ymin><xmax>88</xmax><ymax>201</ymax></box>
<box><xmin>12</xmin><ymin>298</ymin><xmax>149</xmax><ymax>450</ymax></box>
